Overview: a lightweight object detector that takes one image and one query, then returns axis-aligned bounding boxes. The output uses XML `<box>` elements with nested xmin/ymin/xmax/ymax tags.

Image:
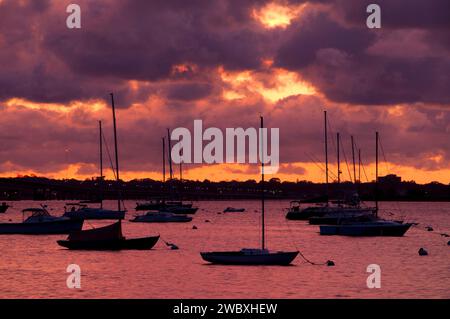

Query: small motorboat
<box><xmin>223</xmin><ymin>207</ymin><xmax>245</xmax><ymax>213</ymax></box>
<box><xmin>0</xmin><ymin>202</ymin><xmax>10</xmax><ymax>214</ymax></box>
<box><xmin>201</xmin><ymin>249</ymin><xmax>298</xmax><ymax>266</ymax></box>
<box><xmin>320</xmin><ymin>220</ymin><xmax>412</xmax><ymax>236</ymax></box>
<box><xmin>57</xmin><ymin>221</ymin><xmax>159</xmax><ymax>250</ymax></box>
<box><xmin>63</xmin><ymin>203</ymin><xmax>126</xmax><ymax>220</ymax></box>
<box><xmin>130</xmin><ymin>211</ymin><xmax>192</xmax><ymax>223</ymax></box>
<box><xmin>0</xmin><ymin>207</ymin><xmax>83</xmax><ymax>235</ymax></box>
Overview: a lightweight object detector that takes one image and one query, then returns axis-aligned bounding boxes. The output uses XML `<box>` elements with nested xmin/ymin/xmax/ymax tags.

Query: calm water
<box><xmin>0</xmin><ymin>200</ymin><xmax>448</xmax><ymax>299</ymax></box>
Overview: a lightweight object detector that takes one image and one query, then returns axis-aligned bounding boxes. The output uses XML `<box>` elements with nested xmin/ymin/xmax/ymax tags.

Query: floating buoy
<box><xmin>447</xmin><ymin>241</ymin><xmax>450</xmax><ymax>246</ymax></box>
<box><xmin>192</xmin><ymin>225</ymin><xmax>198</xmax><ymax>229</ymax></box>
<box><xmin>418</xmin><ymin>248</ymin><xmax>428</xmax><ymax>256</ymax></box>
<box><xmin>426</xmin><ymin>226</ymin><xmax>433</xmax><ymax>231</ymax></box>
<box><xmin>326</xmin><ymin>260</ymin><xmax>335</xmax><ymax>266</ymax></box>
<box><xmin>217</xmin><ymin>212</ymin><xmax>222</xmax><ymax>214</ymax></box>
<box><xmin>204</xmin><ymin>220</ymin><xmax>210</xmax><ymax>223</ymax></box>
<box><xmin>169</xmin><ymin>243</ymin><xmax>179</xmax><ymax>250</ymax></box>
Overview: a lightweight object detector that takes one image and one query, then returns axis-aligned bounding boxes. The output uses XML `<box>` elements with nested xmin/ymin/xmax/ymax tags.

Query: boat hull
<box><xmin>0</xmin><ymin>219</ymin><xmax>83</xmax><ymax>235</ymax></box>
<box><xmin>200</xmin><ymin>251</ymin><xmax>299</xmax><ymax>266</ymax></box>
<box><xmin>320</xmin><ymin>223</ymin><xmax>412</xmax><ymax>236</ymax></box>
<box><xmin>286</xmin><ymin>207</ymin><xmax>375</xmax><ymax>221</ymax></box>
<box><xmin>167</xmin><ymin>207</ymin><xmax>198</xmax><ymax>215</ymax></box>
<box><xmin>0</xmin><ymin>205</ymin><xmax>9</xmax><ymax>214</ymax></box>
<box><xmin>130</xmin><ymin>216</ymin><xmax>192</xmax><ymax>223</ymax></box>
<box><xmin>64</xmin><ymin>210</ymin><xmax>126</xmax><ymax>220</ymax></box>
<box><xmin>57</xmin><ymin>235</ymin><xmax>159</xmax><ymax>250</ymax></box>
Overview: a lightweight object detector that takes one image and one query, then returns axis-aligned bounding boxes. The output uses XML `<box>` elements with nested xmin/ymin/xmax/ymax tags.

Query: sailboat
<box><xmin>131</xmin><ymin>137</ymin><xmax>193</xmax><ymax>223</ymax></box>
<box><xmin>63</xmin><ymin>121</ymin><xmax>126</xmax><ymax>220</ymax></box>
<box><xmin>200</xmin><ymin>116</ymin><xmax>299</xmax><ymax>265</ymax></box>
<box><xmin>135</xmin><ymin>133</ymin><xmax>198</xmax><ymax>214</ymax></box>
<box><xmin>57</xmin><ymin>93</ymin><xmax>159</xmax><ymax>250</ymax></box>
<box><xmin>320</xmin><ymin>132</ymin><xmax>412</xmax><ymax>236</ymax></box>
<box><xmin>286</xmin><ymin>111</ymin><xmax>375</xmax><ymax>221</ymax></box>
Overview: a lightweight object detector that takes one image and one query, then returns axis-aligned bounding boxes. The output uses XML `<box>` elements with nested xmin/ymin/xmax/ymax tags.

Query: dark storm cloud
<box><xmin>0</xmin><ymin>0</ymin><xmax>273</xmax><ymax>104</ymax></box>
<box><xmin>274</xmin><ymin>3</ymin><xmax>450</xmax><ymax>105</ymax></box>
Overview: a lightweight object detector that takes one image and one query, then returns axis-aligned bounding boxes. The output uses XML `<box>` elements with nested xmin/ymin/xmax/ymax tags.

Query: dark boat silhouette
<box><xmin>130</xmin><ymin>211</ymin><xmax>192</xmax><ymax>223</ymax></box>
<box><xmin>200</xmin><ymin>116</ymin><xmax>298</xmax><ymax>266</ymax></box>
<box><xmin>57</xmin><ymin>221</ymin><xmax>159</xmax><ymax>250</ymax></box>
<box><xmin>223</xmin><ymin>207</ymin><xmax>245</xmax><ymax>213</ymax></box>
<box><xmin>63</xmin><ymin>203</ymin><xmax>126</xmax><ymax>220</ymax></box>
<box><xmin>320</xmin><ymin>220</ymin><xmax>412</xmax><ymax>236</ymax></box>
<box><xmin>0</xmin><ymin>207</ymin><xmax>83</xmax><ymax>235</ymax></box>
<box><xmin>0</xmin><ymin>202</ymin><xmax>10</xmax><ymax>214</ymax></box>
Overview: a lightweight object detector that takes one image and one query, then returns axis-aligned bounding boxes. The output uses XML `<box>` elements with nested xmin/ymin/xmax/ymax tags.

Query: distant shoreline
<box><xmin>1</xmin><ymin>176</ymin><xmax>449</xmax><ymax>202</ymax></box>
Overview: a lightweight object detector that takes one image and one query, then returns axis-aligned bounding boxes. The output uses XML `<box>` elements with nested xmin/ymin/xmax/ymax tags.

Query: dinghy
<box><xmin>200</xmin><ymin>116</ymin><xmax>298</xmax><ymax>266</ymax></box>
<box><xmin>0</xmin><ymin>207</ymin><xmax>83</xmax><ymax>235</ymax></box>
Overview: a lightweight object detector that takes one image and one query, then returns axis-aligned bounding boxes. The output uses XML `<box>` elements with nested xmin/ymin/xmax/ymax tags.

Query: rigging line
<box><xmin>305</xmin><ymin>152</ymin><xmax>338</xmax><ymax>180</ymax></box>
<box><xmin>339</xmin><ymin>137</ymin><xmax>353</xmax><ymax>182</ymax></box>
<box><xmin>359</xmin><ymin>157</ymin><xmax>370</xmax><ymax>182</ymax></box>
<box><xmin>102</xmin><ymin>132</ymin><xmax>127</xmax><ymax>210</ymax></box>
<box><xmin>307</xmin><ymin>150</ymin><xmax>338</xmax><ymax>179</ymax></box>
<box><xmin>102</xmin><ymin>131</ymin><xmax>117</xmax><ymax>180</ymax></box>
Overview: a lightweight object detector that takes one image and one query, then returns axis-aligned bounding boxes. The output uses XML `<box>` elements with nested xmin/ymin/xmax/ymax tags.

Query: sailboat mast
<box><xmin>351</xmin><ymin>135</ymin><xmax>356</xmax><ymax>184</ymax></box>
<box><xmin>167</xmin><ymin>128</ymin><xmax>173</xmax><ymax>180</ymax></box>
<box><xmin>324</xmin><ymin>111</ymin><xmax>329</xmax><ymax>204</ymax></box>
<box><xmin>260</xmin><ymin>116</ymin><xmax>265</xmax><ymax>250</ymax></box>
<box><xmin>180</xmin><ymin>162</ymin><xmax>182</xmax><ymax>182</ymax></box>
<box><xmin>337</xmin><ymin>132</ymin><xmax>340</xmax><ymax>184</ymax></box>
<box><xmin>110</xmin><ymin>93</ymin><xmax>121</xmax><ymax>212</ymax></box>
<box><xmin>358</xmin><ymin>149</ymin><xmax>361</xmax><ymax>183</ymax></box>
<box><xmin>375</xmin><ymin>131</ymin><xmax>379</xmax><ymax>217</ymax></box>
<box><xmin>99</xmin><ymin>120</ymin><xmax>103</xmax><ymax>209</ymax></box>
<box><xmin>162</xmin><ymin>137</ymin><xmax>166</xmax><ymax>183</ymax></box>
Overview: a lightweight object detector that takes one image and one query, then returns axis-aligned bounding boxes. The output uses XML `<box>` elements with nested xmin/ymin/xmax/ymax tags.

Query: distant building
<box><xmin>378</xmin><ymin>174</ymin><xmax>401</xmax><ymax>184</ymax></box>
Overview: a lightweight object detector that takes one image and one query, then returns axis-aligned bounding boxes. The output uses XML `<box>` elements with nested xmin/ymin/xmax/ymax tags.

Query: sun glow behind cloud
<box><xmin>253</xmin><ymin>2</ymin><xmax>307</xmax><ymax>29</ymax></box>
<box><xmin>220</xmin><ymin>67</ymin><xmax>316</xmax><ymax>102</ymax></box>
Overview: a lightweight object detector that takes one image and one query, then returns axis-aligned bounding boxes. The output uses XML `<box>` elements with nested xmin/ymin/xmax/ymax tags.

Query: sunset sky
<box><xmin>0</xmin><ymin>0</ymin><xmax>449</xmax><ymax>184</ymax></box>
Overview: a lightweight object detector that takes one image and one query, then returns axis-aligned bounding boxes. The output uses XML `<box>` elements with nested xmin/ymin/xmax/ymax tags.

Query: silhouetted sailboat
<box><xmin>201</xmin><ymin>116</ymin><xmax>298</xmax><ymax>265</ymax></box>
<box><xmin>286</xmin><ymin>111</ymin><xmax>375</xmax><ymax>220</ymax></box>
<box><xmin>63</xmin><ymin>120</ymin><xmax>125</xmax><ymax>220</ymax></box>
<box><xmin>57</xmin><ymin>93</ymin><xmax>159</xmax><ymax>250</ymax></box>
<box><xmin>320</xmin><ymin>132</ymin><xmax>412</xmax><ymax>236</ymax></box>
